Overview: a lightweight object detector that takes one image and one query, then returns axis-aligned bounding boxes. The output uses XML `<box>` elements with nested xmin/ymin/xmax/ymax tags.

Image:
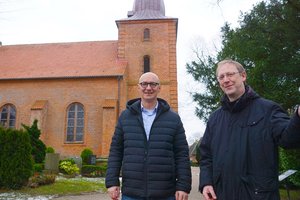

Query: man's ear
<box><xmin>241</xmin><ymin>71</ymin><xmax>247</xmax><ymax>81</ymax></box>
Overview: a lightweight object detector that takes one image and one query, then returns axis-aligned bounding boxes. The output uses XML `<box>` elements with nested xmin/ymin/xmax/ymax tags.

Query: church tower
<box><xmin>116</xmin><ymin>0</ymin><xmax>179</xmax><ymax>111</ymax></box>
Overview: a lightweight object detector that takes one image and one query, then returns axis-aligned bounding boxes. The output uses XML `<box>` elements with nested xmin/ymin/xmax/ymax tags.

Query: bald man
<box><xmin>106</xmin><ymin>72</ymin><xmax>191</xmax><ymax>200</ymax></box>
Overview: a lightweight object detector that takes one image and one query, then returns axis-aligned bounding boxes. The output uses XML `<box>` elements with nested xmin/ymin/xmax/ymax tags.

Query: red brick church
<box><xmin>0</xmin><ymin>0</ymin><xmax>179</xmax><ymax>158</ymax></box>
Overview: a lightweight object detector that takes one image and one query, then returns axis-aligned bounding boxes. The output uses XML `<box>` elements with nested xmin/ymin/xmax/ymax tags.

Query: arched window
<box><xmin>66</xmin><ymin>103</ymin><xmax>84</xmax><ymax>142</ymax></box>
<box><xmin>144</xmin><ymin>55</ymin><xmax>150</xmax><ymax>73</ymax></box>
<box><xmin>0</xmin><ymin>104</ymin><xmax>16</xmax><ymax>128</ymax></box>
<box><xmin>143</xmin><ymin>28</ymin><xmax>150</xmax><ymax>41</ymax></box>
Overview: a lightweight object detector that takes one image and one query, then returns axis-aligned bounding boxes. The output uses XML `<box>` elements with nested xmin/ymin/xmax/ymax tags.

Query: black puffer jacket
<box><xmin>199</xmin><ymin>86</ymin><xmax>300</xmax><ymax>200</ymax></box>
<box><xmin>106</xmin><ymin>98</ymin><xmax>191</xmax><ymax>199</ymax></box>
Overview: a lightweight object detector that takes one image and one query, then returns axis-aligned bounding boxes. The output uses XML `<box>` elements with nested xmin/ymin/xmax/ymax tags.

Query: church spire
<box><xmin>127</xmin><ymin>0</ymin><xmax>166</xmax><ymax>19</ymax></box>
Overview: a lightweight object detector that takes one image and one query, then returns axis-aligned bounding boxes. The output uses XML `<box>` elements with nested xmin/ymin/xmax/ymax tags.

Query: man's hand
<box><xmin>175</xmin><ymin>190</ymin><xmax>188</xmax><ymax>200</ymax></box>
<box><xmin>202</xmin><ymin>185</ymin><xmax>217</xmax><ymax>200</ymax></box>
<box><xmin>107</xmin><ymin>186</ymin><xmax>120</xmax><ymax>200</ymax></box>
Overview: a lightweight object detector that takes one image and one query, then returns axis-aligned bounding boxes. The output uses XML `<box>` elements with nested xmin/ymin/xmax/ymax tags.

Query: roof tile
<box><xmin>0</xmin><ymin>41</ymin><xmax>127</xmax><ymax>80</ymax></box>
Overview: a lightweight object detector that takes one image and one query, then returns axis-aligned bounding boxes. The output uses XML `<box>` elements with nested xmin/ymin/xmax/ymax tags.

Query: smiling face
<box><xmin>138</xmin><ymin>72</ymin><xmax>161</xmax><ymax>104</ymax></box>
<box><xmin>216</xmin><ymin>61</ymin><xmax>246</xmax><ymax>102</ymax></box>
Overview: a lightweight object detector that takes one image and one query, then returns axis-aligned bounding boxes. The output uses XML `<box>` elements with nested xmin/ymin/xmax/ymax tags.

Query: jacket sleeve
<box><xmin>199</xmin><ymin>120</ymin><xmax>213</xmax><ymax>193</ymax></box>
<box><xmin>173</xmin><ymin>118</ymin><xmax>192</xmax><ymax>193</ymax></box>
<box><xmin>271</xmin><ymin>104</ymin><xmax>300</xmax><ymax>148</ymax></box>
<box><xmin>105</xmin><ymin>116</ymin><xmax>124</xmax><ymax>188</ymax></box>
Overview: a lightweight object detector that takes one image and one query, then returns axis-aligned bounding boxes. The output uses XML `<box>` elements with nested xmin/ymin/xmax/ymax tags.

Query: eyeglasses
<box><xmin>217</xmin><ymin>72</ymin><xmax>240</xmax><ymax>81</ymax></box>
<box><xmin>139</xmin><ymin>82</ymin><xmax>159</xmax><ymax>89</ymax></box>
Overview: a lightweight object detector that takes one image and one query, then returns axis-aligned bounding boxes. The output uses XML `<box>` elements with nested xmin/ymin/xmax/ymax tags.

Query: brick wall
<box><xmin>0</xmin><ymin>78</ymin><xmax>121</xmax><ymax>157</ymax></box>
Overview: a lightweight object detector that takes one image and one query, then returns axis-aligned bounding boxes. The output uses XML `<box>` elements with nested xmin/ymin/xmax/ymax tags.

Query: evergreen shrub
<box><xmin>22</xmin><ymin>119</ymin><xmax>46</xmax><ymax>163</ymax></box>
<box><xmin>46</xmin><ymin>146</ymin><xmax>55</xmax><ymax>153</ymax></box>
<box><xmin>33</xmin><ymin>163</ymin><xmax>44</xmax><ymax>173</ymax></box>
<box><xmin>0</xmin><ymin>127</ymin><xmax>33</xmax><ymax>189</ymax></box>
<box><xmin>81</xmin><ymin>148</ymin><xmax>93</xmax><ymax>165</ymax></box>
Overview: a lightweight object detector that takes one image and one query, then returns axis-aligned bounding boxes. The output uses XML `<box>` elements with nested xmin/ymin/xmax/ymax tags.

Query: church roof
<box><xmin>122</xmin><ymin>0</ymin><xmax>175</xmax><ymax>20</ymax></box>
<box><xmin>0</xmin><ymin>41</ymin><xmax>127</xmax><ymax>80</ymax></box>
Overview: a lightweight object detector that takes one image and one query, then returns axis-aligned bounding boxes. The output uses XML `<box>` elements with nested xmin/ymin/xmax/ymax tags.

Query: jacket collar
<box><xmin>126</xmin><ymin>98</ymin><xmax>170</xmax><ymax>115</ymax></box>
<box><xmin>221</xmin><ymin>85</ymin><xmax>260</xmax><ymax>113</ymax></box>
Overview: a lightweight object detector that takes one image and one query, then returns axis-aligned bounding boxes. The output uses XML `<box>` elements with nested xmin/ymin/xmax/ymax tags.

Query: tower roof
<box><xmin>126</xmin><ymin>0</ymin><xmax>169</xmax><ymax>20</ymax></box>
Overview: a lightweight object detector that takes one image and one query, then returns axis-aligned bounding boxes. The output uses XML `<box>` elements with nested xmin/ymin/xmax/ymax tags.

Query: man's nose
<box><xmin>146</xmin><ymin>84</ymin><xmax>152</xmax><ymax>88</ymax></box>
<box><xmin>223</xmin><ymin>75</ymin><xmax>230</xmax><ymax>82</ymax></box>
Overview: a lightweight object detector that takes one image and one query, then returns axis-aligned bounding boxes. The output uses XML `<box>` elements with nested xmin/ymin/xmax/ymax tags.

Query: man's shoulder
<box><xmin>210</xmin><ymin>106</ymin><xmax>223</xmax><ymax>116</ymax></box>
<box><xmin>253</xmin><ymin>97</ymin><xmax>279</xmax><ymax>108</ymax></box>
<box><xmin>120</xmin><ymin>108</ymin><xmax>136</xmax><ymax>116</ymax></box>
<box><xmin>159</xmin><ymin>109</ymin><xmax>181</xmax><ymax>121</ymax></box>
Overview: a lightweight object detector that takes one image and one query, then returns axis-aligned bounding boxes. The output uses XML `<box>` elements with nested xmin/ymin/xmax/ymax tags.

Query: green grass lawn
<box><xmin>0</xmin><ymin>177</ymin><xmax>107</xmax><ymax>198</ymax></box>
<box><xmin>21</xmin><ymin>178</ymin><xmax>106</xmax><ymax>196</ymax></box>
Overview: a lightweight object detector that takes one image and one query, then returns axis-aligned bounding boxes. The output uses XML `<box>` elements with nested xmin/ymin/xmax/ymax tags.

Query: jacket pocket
<box><xmin>239</xmin><ymin>114</ymin><xmax>264</xmax><ymax>128</ymax></box>
<box><xmin>240</xmin><ymin>175</ymin><xmax>278</xmax><ymax>200</ymax></box>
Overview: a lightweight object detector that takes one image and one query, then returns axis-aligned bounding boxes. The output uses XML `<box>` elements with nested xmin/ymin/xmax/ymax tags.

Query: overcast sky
<box><xmin>0</xmin><ymin>0</ymin><xmax>261</xmax><ymax>144</ymax></box>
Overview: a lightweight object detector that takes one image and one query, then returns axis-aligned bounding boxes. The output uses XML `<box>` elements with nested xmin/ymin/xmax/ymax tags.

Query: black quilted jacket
<box><xmin>105</xmin><ymin>98</ymin><xmax>191</xmax><ymax>199</ymax></box>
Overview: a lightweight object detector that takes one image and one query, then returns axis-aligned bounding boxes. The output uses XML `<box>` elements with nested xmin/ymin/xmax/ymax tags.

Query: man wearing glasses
<box><xmin>106</xmin><ymin>72</ymin><xmax>191</xmax><ymax>200</ymax></box>
<box><xmin>199</xmin><ymin>59</ymin><xmax>300</xmax><ymax>200</ymax></box>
